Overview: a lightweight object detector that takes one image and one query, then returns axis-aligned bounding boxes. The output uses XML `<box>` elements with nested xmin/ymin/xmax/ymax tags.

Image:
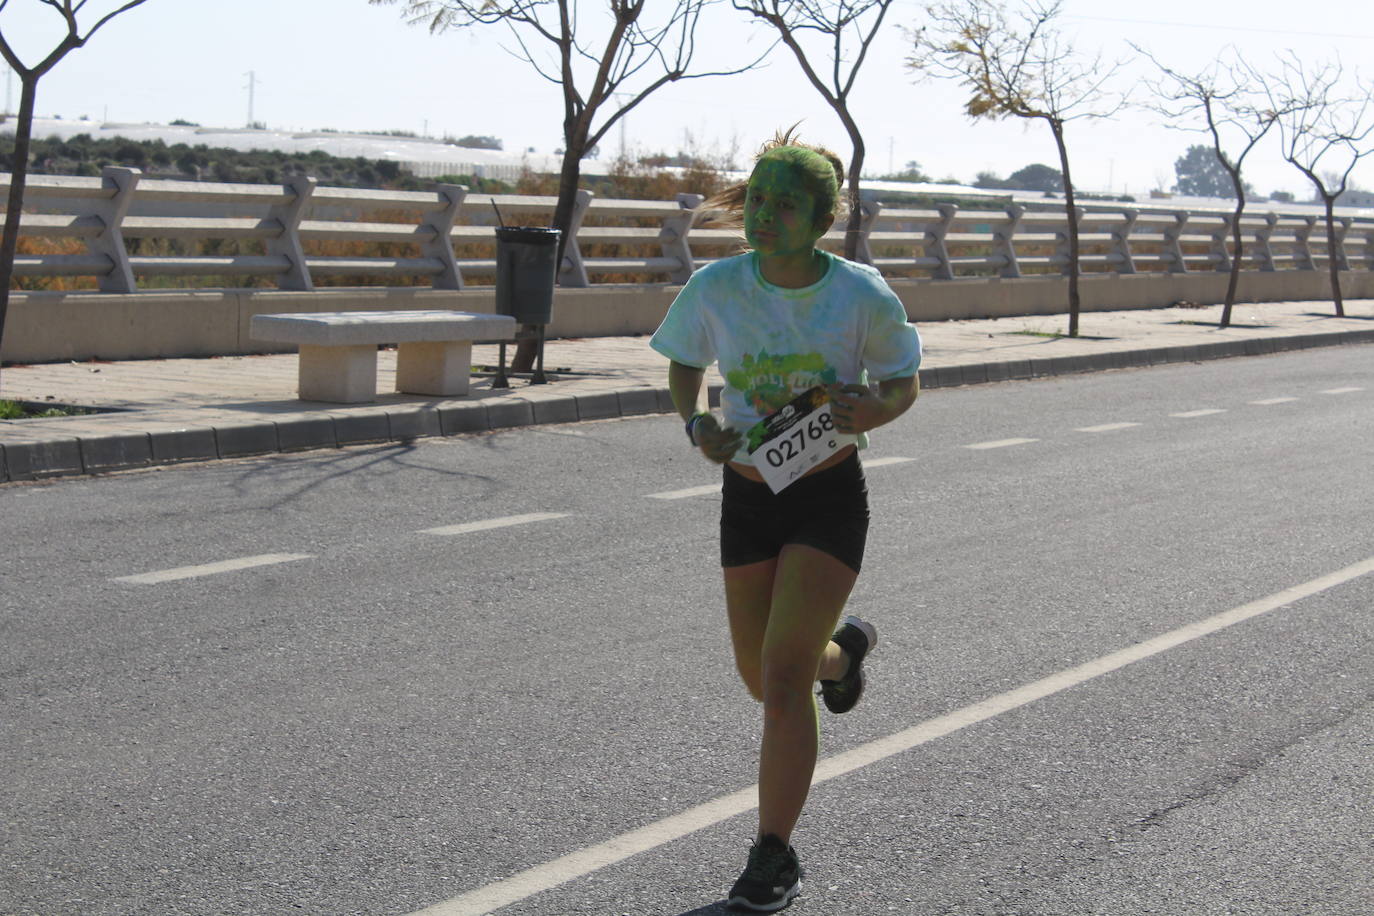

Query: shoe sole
<box><xmin>820</xmin><ymin>616</ymin><xmax>877</xmax><ymax>714</ymax></box>
<box><xmin>841</xmin><ymin>615</ymin><xmax>877</xmax><ymax>656</ymax></box>
<box><xmin>728</xmin><ymin>878</ymin><xmax>801</xmax><ymax>911</ymax></box>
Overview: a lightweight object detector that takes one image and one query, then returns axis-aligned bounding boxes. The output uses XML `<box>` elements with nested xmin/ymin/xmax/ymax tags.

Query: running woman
<box><xmin>650</xmin><ymin>130</ymin><xmax>922</xmax><ymax>911</ymax></box>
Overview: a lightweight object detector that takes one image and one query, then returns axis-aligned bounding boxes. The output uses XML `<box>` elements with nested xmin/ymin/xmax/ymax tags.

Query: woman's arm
<box><xmin>668</xmin><ymin>360</ymin><xmax>709</xmax><ymax>420</ymax></box>
<box><xmin>668</xmin><ymin>360</ymin><xmax>742</xmax><ymax>463</ymax></box>
<box><xmin>829</xmin><ymin>375</ymin><xmax>919</xmax><ymax>435</ymax></box>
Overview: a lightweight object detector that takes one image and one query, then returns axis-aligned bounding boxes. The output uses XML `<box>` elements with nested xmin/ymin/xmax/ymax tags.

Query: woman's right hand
<box><xmin>693</xmin><ymin>414</ymin><xmax>743</xmax><ymax>464</ymax></box>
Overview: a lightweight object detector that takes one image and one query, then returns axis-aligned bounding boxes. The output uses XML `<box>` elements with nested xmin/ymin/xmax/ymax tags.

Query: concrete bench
<box><xmin>250</xmin><ymin>310</ymin><xmax>517</xmax><ymax>403</ymax></box>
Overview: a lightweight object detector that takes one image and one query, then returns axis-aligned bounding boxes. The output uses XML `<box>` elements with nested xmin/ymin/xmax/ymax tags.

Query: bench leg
<box><xmin>396</xmin><ymin>340</ymin><xmax>473</xmax><ymax>397</ymax></box>
<box><xmin>298</xmin><ymin>343</ymin><xmax>378</xmax><ymax>403</ymax></box>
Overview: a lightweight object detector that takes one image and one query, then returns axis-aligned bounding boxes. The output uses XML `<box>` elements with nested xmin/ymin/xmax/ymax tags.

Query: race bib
<box><xmin>745</xmin><ymin>386</ymin><xmax>856</xmax><ymax>494</ymax></box>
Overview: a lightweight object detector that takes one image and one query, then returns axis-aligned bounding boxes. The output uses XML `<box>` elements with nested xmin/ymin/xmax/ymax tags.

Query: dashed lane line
<box><xmin>863</xmin><ymin>456</ymin><xmax>916</xmax><ymax>468</ymax></box>
<box><xmin>1075</xmin><ymin>422</ymin><xmax>1142</xmax><ymax>433</ymax></box>
<box><xmin>1170</xmin><ymin>409</ymin><xmax>1227</xmax><ymax>418</ymax></box>
<box><xmin>645</xmin><ymin>458</ymin><xmax>916</xmax><ymax>500</ymax></box>
<box><xmin>647</xmin><ymin>484</ymin><xmax>720</xmax><ymax>500</ymax></box>
<box><xmin>965</xmin><ymin>438</ymin><xmax>1039</xmax><ymax>450</ymax></box>
<box><xmin>1320</xmin><ymin>387</ymin><xmax>1365</xmax><ymax>395</ymax></box>
<box><xmin>113</xmin><ymin>553</ymin><xmax>314</xmax><ymax>585</ymax></box>
<box><xmin>419</xmin><ymin>513</ymin><xmax>571</xmax><ymax>536</ymax></box>
<box><xmin>1251</xmin><ymin>397</ymin><xmax>1300</xmax><ymax>405</ymax></box>
<box><xmin>405</xmin><ymin>555</ymin><xmax>1374</xmax><ymax>916</ymax></box>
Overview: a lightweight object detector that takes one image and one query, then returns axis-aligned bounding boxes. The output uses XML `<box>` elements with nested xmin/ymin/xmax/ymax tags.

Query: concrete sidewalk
<box><xmin>3</xmin><ymin>299</ymin><xmax>1372</xmax><ymax>483</ymax></box>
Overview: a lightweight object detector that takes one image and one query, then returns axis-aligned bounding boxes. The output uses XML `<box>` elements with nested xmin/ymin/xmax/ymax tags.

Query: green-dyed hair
<box><xmin>701</xmin><ymin>126</ymin><xmax>846</xmax><ymax>230</ymax></box>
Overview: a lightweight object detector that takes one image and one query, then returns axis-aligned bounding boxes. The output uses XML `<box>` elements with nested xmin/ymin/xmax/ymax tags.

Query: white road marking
<box><xmin>1170</xmin><ymin>409</ymin><xmax>1227</xmax><ymax>418</ymax></box>
<box><xmin>114</xmin><ymin>553</ymin><xmax>313</xmax><ymax>585</ymax></box>
<box><xmin>419</xmin><ymin>513</ymin><xmax>570</xmax><ymax>536</ymax></box>
<box><xmin>646</xmin><ymin>459</ymin><xmax>914</xmax><ymax>500</ymax></box>
<box><xmin>646</xmin><ymin>484</ymin><xmax>720</xmax><ymax>500</ymax></box>
<box><xmin>402</xmin><ymin>555</ymin><xmax>1374</xmax><ymax>916</ymax></box>
<box><xmin>864</xmin><ymin>456</ymin><xmax>916</xmax><ymax>468</ymax></box>
<box><xmin>1320</xmin><ymin>387</ymin><xmax>1364</xmax><ymax>395</ymax></box>
<box><xmin>1075</xmin><ymin>422</ymin><xmax>1142</xmax><ymax>433</ymax></box>
<box><xmin>1250</xmin><ymin>397</ymin><xmax>1299</xmax><ymax>406</ymax></box>
<box><xmin>965</xmin><ymin>438</ymin><xmax>1039</xmax><ymax>450</ymax></box>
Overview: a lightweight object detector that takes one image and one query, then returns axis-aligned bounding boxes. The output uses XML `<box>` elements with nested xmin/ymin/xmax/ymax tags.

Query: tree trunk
<box><xmin>1222</xmin><ymin>174</ymin><xmax>1247</xmax><ymax>329</ymax></box>
<box><xmin>511</xmin><ymin>130</ymin><xmax>586</xmax><ymax>373</ymax></box>
<box><xmin>839</xmin><ymin>109</ymin><xmax>865</xmax><ymax>262</ymax></box>
<box><xmin>1322</xmin><ymin>195</ymin><xmax>1344</xmax><ymax>317</ymax></box>
<box><xmin>1051</xmin><ymin>120</ymin><xmax>1080</xmax><ymax>338</ymax></box>
<box><xmin>0</xmin><ymin>75</ymin><xmax>38</xmax><ymax>389</ymax></box>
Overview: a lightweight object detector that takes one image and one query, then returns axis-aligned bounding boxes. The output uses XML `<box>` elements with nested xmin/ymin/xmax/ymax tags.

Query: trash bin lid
<box><xmin>496</xmin><ymin>226</ymin><xmax>561</xmax><ymax>245</ymax></box>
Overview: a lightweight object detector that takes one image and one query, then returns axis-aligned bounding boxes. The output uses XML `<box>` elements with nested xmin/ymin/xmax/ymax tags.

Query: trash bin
<box><xmin>494</xmin><ymin>226</ymin><xmax>560</xmax><ymax>324</ymax></box>
<box><xmin>492</xmin><ymin>226</ymin><xmax>560</xmax><ymax>386</ymax></box>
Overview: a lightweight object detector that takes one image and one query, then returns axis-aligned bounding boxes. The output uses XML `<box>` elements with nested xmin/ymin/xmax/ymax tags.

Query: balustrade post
<box><xmin>1210</xmin><ymin>213</ymin><xmax>1233</xmax><ymax>273</ymax></box>
<box><xmin>1056</xmin><ymin>206</ymin><xmax>1085</xmax><ymax>276</ymax></box>
<box><xmin>661</xmin><ymin>192</ymin><xmax>704</xmax><ymax>284</ymax></box>
<box><xmin>268</xmin><ymin>175</ymin><xmax>315</xmax><ymax>291</ymax></box>
<box><xmin>1163</xmin><ymin>211</ymin><xmax>1189</xmax><ymax>273</ymax></box>
<box><xmin>1333</xmin><ymin>216</ymin><xmax>1352</xmax><ymax>270</ymax></box>
<box><xmin>425</xmin><ymin>183</ymin><xmax>467</xmax><ymax>290</ymax></box>
<box><xmin>1113</xmin><ymin>208</ymin><xmax>1138</xmax><ymax>274</ymax></box>
<box><xmin>996</xmin><ymin>203</ymin><xmax>1024</xmax><ymax>278</ymax></box>
<box><xmin>855</xmin><ymin>200</ymin><xmax>881</xmax><ymax>266</ymax></box>
<box><xmin>557</xmin><ymin>188</ymin><xmax>594</xmax><ymax>288</ymax></box>
<box><xmin>1294</xmin><ymin>215</ymin><xmax>1317</xmax><ymax>271</ymax></box>
<box><xmin>93</xmin><ymin>166</ymin><xmax>138</xmax><ymax>293</ymax></box>
<box><xmin>1253</xmin><ymin>213</ymin><xmax>1278</xmax><ymax>271</ymax></box>
<box><xmin>924</xmin><ymin>203</ymin><xmax>957</xmax><ymax>279</ymax></box>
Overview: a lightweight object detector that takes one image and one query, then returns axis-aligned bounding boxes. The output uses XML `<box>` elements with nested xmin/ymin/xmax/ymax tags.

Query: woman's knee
<box><xmin>759</xmin><ymin>658</ymin><xmax>819</xmax><ymax>710</ymax></box>
<box><xmin>735</xmin><ymin>658</ymin><xmax>765</xmax><ymax>702</ymax></box>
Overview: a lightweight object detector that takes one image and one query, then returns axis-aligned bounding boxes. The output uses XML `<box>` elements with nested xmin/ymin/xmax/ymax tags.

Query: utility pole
<box><xmin>244</xmin><ymin>70</ymin><xmax>259</xmax><ymax>127</ymax></box>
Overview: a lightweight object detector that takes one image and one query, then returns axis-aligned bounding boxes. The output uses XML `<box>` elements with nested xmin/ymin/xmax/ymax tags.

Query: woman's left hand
<box><xmin>828</xmin><ymin>383</ymin><xmax>884</xmax><ymax>435</ymax></box>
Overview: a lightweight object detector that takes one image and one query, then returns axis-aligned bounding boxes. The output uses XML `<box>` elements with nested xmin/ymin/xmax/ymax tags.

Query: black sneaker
<box><xmin>727</xmin><ymin>834</ymin><xmax>802</xmax><ymax>911</ymax></box>
<box><xmin>819</xmin><ymin>616</ymin><xmax>877</xmax><ymax>714</ymax></box>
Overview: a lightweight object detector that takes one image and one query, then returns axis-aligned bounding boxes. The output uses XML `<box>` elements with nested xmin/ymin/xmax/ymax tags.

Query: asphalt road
<box><xmin>3</xmin><ymin>346</ymin><xmax>1372</xmax><ymax>916</ymax></box>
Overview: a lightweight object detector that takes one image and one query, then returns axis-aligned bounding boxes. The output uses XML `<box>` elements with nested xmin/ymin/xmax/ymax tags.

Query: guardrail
<box><xmin>5</xmin><ymin>167</ymin><xmax>1373</xmax><ymax>293</ymax></box>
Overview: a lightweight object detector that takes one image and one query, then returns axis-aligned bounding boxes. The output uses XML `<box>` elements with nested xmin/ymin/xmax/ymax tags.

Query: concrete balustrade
<box><xmin>3</xmin><ymin>166</ymin><xmax>1372</xmax><ymax>364</ymax></box>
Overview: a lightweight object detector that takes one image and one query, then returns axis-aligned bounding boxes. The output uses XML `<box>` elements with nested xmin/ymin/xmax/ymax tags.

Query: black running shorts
<box><xmin>720</xmin><ymin>450</ymin><xmax>870</xmax><ymax>575</ymax></box>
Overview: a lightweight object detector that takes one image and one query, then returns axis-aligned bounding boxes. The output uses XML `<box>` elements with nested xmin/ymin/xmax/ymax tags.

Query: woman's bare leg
<box><xmin>756</xmin><ymin>543</ymin><xmax>858</xmax><ymax>843</ymax></box>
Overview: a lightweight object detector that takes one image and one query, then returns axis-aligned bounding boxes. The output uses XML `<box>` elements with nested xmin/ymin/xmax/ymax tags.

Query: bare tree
<box><xmin>1265</xmin><ymin>53</ymin><xmax>1374</xmax><ymax>317</ymax></box>
<box><xmin>0</xmin><ymin>0</ymin><xmax>151</xmax><ymax>388</ymax></box>
<box><xmin>910</xmin><ymin>0</ymin><xmax>1124</xmax><ymax>337</ymax></box>
<box><xmin>1137</xmin><ymin>46</ymin><xmax>1284</xmax><ymax>328</ymax></box>
<box><xmin>372</xmin><ymin>0</ymin><xmax>765</xmax><ymax>369</ymax></box>
<box><xmin>732</xmin><ymin>0</ymin><xmax>895</xmax><ymax>262</ymax></box>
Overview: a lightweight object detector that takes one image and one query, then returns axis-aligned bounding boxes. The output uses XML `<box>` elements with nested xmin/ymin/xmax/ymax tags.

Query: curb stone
<box><xmin>3</xmin><ymin>329</ymin><xmax>1372</xmax><ymax>483</ymax></box>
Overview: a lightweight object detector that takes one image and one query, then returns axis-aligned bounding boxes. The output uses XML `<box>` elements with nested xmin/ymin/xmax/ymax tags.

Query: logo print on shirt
<box><xmin>726</xmin><ymin>349</ymin><xmax>837</xmax><ymax>415</ymax></box>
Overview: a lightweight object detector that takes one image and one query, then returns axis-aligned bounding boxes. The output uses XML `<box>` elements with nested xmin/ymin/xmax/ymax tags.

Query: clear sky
<box><xmin>2</xmin><ymin>0</ymin><xmax>1372</xmax><ymax>198</ymax></box>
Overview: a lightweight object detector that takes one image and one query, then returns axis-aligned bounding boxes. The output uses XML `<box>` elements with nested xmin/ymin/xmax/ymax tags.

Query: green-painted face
<box><xmin>743</xmin><ymin>158</ymin><xmax>833</xmax><ymax>258</ymax></box>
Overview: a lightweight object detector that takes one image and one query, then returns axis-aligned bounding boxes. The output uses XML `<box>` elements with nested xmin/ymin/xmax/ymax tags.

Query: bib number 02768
<box><xmin>745</xmin><ymin>386</ymin><xmax>856</xmax><ymax>494</ymax></box>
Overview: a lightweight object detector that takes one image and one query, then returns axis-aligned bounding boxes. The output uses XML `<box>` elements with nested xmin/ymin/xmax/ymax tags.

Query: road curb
<box><xmin>4</xmin><ymin>329</ymin><xmax>1373</xmax><ymax>483</ymax></box>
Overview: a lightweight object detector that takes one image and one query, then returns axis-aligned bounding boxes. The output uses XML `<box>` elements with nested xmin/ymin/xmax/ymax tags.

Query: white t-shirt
<box><xmin>650</xmin><ymin>250</ymin><xmax>922</xmax><ymax>465</ymax></box>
